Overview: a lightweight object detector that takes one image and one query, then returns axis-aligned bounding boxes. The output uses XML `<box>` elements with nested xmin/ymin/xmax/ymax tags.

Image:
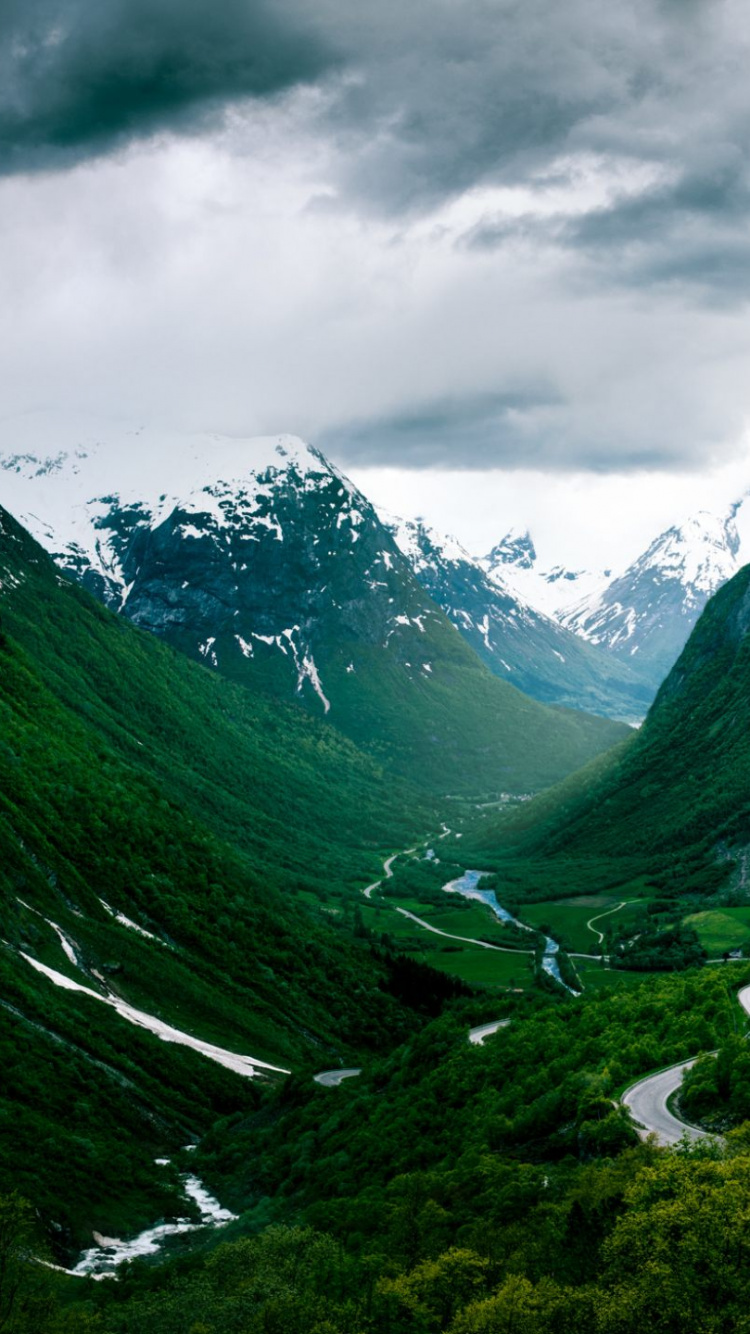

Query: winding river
<box><xmin>443</xmin><ymin>870</ymin><xmax>580</xmax><ymax>995</ymax></box>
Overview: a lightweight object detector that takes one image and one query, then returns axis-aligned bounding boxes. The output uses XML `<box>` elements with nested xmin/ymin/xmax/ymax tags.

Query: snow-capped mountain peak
<box><xmin>631</xmin><ymin>508</ymin><xmax>740</xmax><ymax>600</ymax></box>
<box><xmin>484</xmin><ymin>527</ymin><xmax>537</xmax><ymax>571</ymax></box>
<box><xmin>0</xmin><ymin>414</ymin><xmax>446</xmax><ymax>718</ymax></box>
<box><xmin>559</xmin><ymin>505</ymin><xmax>743</xmax><ymax>683</ymax></box>
<box><xmin>382</xmin><ymin>507</ymin><xmax>652</xmax><ymax>721</ymax></box>
<box><xmin>479</xmin><ymin>525</ymin><xmax>608</xmax><ymax>622</ymax></box>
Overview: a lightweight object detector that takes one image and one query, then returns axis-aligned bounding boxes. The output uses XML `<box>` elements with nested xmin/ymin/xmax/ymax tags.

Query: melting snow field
<box><xmin>19</xmin><ymin>952</ymin><xmax>290</xmax><ymax>1078</ymax></box>
<box><xmin>98</xmin><ymin>899</ymin><xmax>159</xmax><ymax>942</ymax></box>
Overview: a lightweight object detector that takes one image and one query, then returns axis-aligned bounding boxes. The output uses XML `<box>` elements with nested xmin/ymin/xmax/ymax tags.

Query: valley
<box><xmin>4</xmin><ymin>453</ymin><xmax>750</xmax><ymax>1332</ymax></box>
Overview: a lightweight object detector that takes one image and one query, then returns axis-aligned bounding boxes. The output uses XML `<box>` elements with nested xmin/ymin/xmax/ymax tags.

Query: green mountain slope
<box><xmin>0</xmin><ymin>505</ymin><xmax>444</xmax><ymax>1254</ymax></box>
<box><xmin>471</xmin><ymin>563</ymin><xmax>750</xmax><ymax>888</ymax></box>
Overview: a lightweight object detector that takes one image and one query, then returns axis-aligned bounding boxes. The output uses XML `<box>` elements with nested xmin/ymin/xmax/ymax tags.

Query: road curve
<box><xmin>468</xmin><ymin>1020</ymin><xmax>511</xmax><ymax>1045</ymax></box>
<box><xmin>363</xmin><ymin>848</ymin><xmax>416</xmax><ymax>899</ymax></box>
<box><xmin>621</xmin><ymin>1058</ymin><xmax>712</xmax><ymax>1146</ymax></box>
<box><xmin>619</xmin><ymin>984</ymin><xmax>750</xmax><ymax>1143</ymax></box>
<box><xmin>313</xmin><ymin>1069</ymin><xmax>362</xmax><ymax>1087</ymax></box>
<box><xmin>586</xmin><ymin>902</ymin><xmax>627</xmax><ymax>945</ymax></box>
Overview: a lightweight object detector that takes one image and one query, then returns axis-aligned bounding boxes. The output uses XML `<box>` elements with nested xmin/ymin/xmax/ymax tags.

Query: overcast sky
<box><xmin>1</xmin><ymin>0</ymin><xmax>750</xmax><ymax>564</ymax></box>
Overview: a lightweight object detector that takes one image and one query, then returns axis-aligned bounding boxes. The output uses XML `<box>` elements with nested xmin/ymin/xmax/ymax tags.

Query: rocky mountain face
<box><xmin>559</xmin><ymin>509</ymin><xmax>742</xmax><ymax>689</ymax></box>
<box><xmin>0</xmin><ymin>427</ymin><xmax>435</xmax><ymax>710</ymax></box>
<box><xmin>481</xmin><ymin>527</ymin><xmax>610</xmax><ymax>621</ymax></box>
<box><xmin>0</xmin><ymin>420</ymin><xmax>627</xmax><ymax>794</ymax></box>
<box><xmin>479</xmin><ymin>508</ymin><xmax>744</xmax><ymax>695</ymax></box>
<box><xmin>383</xmin><ymin>513</ymin><xmax>652</xmax><ymax>722</ymax></box>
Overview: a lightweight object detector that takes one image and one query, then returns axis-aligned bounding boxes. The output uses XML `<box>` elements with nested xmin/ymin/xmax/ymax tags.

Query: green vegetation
<box><xmin>684</xmin><ymin>909</ymin><xmax>750</xmax><ymax>956</ymax></box>
<box><xmin>680</xmin><ymin>1035</ymin><xmax>750</xmax><ymax>1132</ymax></box>
<box><xmin>0</xmin><ymin>506</ymin><xmax>456</xmax><ymax>1250</ymax></box>
<box><xmin>471</xmin><ymin>565</ymin><xmax>750</xmax><ymax>886</ymax></box>
<box><xmin>8</xmin><ymin>516</ymin><xmax>750</xmax><ymax>1328</ymax></box>
<box><xmin>6</xmin><ymin>967</ymin><xmax>750</xmax><ymax>1332</ymax></box>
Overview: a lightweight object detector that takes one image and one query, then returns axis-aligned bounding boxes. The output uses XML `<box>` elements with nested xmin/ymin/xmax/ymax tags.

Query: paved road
<box><xmin>363</xmin><ymin>848</ymin><xmax>416</xmax><ymax>899</ymax></box>
<box><xmin>313</xmin><ymin>1069</ymin><xmax>362</xmax><ymax>1087</ymax></box>
<box><xmin>619</xmin><ymin>983</ymin><xmax>750</xmax><ymax>1144</ymax></box>
<box><xmin>468</xmin><ymin>1020</ymin><xmax>511</xmax><ymax>1045</ymax></box>
<box><xmin>621</xmin><ymin>1058</ymin><xmax>711</xmax><ymax>1145</ymax></box>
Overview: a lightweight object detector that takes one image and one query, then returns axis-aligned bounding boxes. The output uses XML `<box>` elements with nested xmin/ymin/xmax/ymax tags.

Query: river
<box><xmin>71</xmin><ymin>1164</ymin><xmax>237</xmax><ymax>1278</ymax></box>
<box><xmin>443</xmin><ymin>870</ymin><xmax>580</xmax><ymax>995</ymax></box>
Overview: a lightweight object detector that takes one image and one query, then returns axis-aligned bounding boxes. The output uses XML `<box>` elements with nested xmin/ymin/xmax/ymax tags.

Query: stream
<box><xmin>443</xmin><ymin>870</ymin><xmax>580</xmax><ymax>995</ymax></box>
<box><xmin>71</xmin><ymin>1164</ymin><xmax>237</xmax><ymax>1278</ymax></box>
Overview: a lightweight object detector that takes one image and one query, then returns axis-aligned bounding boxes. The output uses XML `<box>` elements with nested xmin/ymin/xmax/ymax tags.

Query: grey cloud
<box><xmin>4</xmin><ymin>0</ymin><xmax>750</xmax><ymax>319</ymax></box>
<box><xmin>0</xmin><ymin>0</ymin><xmax>335</xmax><ymax>172</ymax></box>
<box><xmin>316</xmin><ymin>389</ymin><xmax>620</xmax><ymax>473</ymax></box>
<box><xmin>463</xmin><ymin>145</ymin><xmax>750</xmax><ymax>302</ymax></box>
<box><xmin>319</xmin><ymin>392</ymin><xmax>546</xmax><ymax>469</ymax></box>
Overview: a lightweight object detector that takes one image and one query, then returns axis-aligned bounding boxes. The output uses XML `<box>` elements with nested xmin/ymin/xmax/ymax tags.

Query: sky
<box><xmin>1</xmin><ymin>0</ymin><xmax>750</xmax><ymax>566</ymax></box>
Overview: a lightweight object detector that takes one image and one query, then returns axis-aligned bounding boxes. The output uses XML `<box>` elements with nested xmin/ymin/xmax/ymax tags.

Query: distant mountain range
<box><xmin>1</xmin><ymin>413</ymin><xmax>746</xmax><ymax>722</ymax></box>
<box><xmin>486</xmin><ymin>508</ymin><xmax>744</xmax><ymax>694</ymax></box>
<box><xmin>381</xmin><ymin>512</ymin><xmax>651</xmax><ymax>722</ymax></box>
<box><xmin>0</xmin><ymin>419</ymin><xmax>624</xmax><ymax>794</ymax></box>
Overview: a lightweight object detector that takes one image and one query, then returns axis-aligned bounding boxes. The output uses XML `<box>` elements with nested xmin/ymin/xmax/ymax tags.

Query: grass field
<box><xmin>363</xmin><ymin>864</ymin><xmax>661</xmax><ymax>994</ymax></box>
<box><xmin>519</xmin><ymin>897</ymin><xmax>649</xmax><ymax>955</ymax></box>
<box><xmin>574</xmin><ymin>958</ymin><xmax>656</xmax><ymax>992</ymax></box>
<box><xmin>423</xmin><ymin>947</ymin><xmax>534</xmax><ymax>988</ymax></box>
<box><xmin>684</xmin><ymin>909</ymin><xmax>750</xmax><ymax>956</ymax></box>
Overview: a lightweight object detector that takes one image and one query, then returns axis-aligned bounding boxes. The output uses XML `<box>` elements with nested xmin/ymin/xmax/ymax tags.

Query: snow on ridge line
<box><xmin>99</xmin><ymin>898</ymin><xmax>160</xmax><ymax>942</ymax></box>
<box><xmin>0</xmin><ymin>418</ymin><xmax>362</xmax><ymax>566</ymax></box>
<box><xmin>18</xmin><ymin>951</ymin><xmax>290</xmax><ymax>1078</ymax></box>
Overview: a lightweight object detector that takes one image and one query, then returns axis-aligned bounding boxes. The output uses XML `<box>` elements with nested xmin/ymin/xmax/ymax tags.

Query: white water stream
<box><xmin>71</xmin><ymin>1167</ymin><xmax>237</xmax><ymax>1278</ymax></box>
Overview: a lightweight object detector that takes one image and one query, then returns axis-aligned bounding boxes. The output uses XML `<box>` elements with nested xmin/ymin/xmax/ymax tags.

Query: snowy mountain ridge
<box><xmin>382</xmin><ymin>510</ymin><xmax>653</xmax><ymax>722</ymax></box>
<box><xmin>480</xmin><ymin>526</ymin><xmax>611</xmax><ymax>621</ymax></box>
<box><xmin>481</xmin><ymin>504</ymin><xmax>746</xmax><ymax>691</ymax></box>
<box><xmin>0</xmin><ymin>417</ymin><xmax>434</xmax><ymax>719</ymax></box>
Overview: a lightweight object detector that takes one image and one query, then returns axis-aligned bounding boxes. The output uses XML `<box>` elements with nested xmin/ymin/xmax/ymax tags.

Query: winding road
<box><xmin>618</xmin><ymin>983</ymin><xmax>750</xmax><ymax>1145</ymax></box>
<box><xmin>363</xmin><ymin>849</ymin><xmax>416</xmax><ymax>900</ymax></box>
<box><xmin>586</xmin><ymin>902</ymin><xmax>627</xmax><ymax>945</ymax></box>
<box><xmin>621</xmin><ymin>1057</ymin><xmax>710</xmax><ymax>1145</ymax></box>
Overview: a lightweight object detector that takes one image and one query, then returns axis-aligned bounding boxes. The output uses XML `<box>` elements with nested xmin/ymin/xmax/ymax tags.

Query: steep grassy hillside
<box><xmin>469</xmin><ymin>564</ymin><xmax>750</xmax><ymax>899</ymax></box>
<box><xmin>0</xmin><ymin>506</ymin><xmax>445</xmax><ymax>1253</ymax></box>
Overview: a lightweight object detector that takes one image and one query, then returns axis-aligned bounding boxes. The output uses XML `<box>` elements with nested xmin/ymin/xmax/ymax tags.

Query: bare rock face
<box><xmin>383</xmin><ymin>512</ymin><xmax>652</xmax><ymax>723</ymax></box>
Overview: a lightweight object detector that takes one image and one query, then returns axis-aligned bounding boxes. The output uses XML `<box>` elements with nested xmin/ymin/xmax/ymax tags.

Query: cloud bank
<box><xmin>1</xmin><ymin>0</ymin><xmax>750</xmax><ymax>483</ymax></box>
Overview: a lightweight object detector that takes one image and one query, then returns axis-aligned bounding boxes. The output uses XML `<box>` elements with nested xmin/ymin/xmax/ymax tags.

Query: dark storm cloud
<box><xmin>0</xmin><ymin>0</ymin><xmax>720</xmax><ymax>193</ymax></box>
<box><xmin>313</xmin><ymin>0</ymin><xmax>728</xmax><ymax>211</ymax></box>
<box><xmin>318</xmin><ymin>389</ymin><xmax>566</xmax><ymax>470</ymax></box>
<box><xmin>0</xmin><ymin>0</ymin><xmax>335</xmax><ymax>172</ymax></box>
<box><xmin>2</xmin><ymin>0</ymin><xmax>749</xmax><ymax>483</ymax></box>
<box><xmin>562</xmin><ymin>155</ymin><xmax>750</xmax><ymax>300</ymax></box>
